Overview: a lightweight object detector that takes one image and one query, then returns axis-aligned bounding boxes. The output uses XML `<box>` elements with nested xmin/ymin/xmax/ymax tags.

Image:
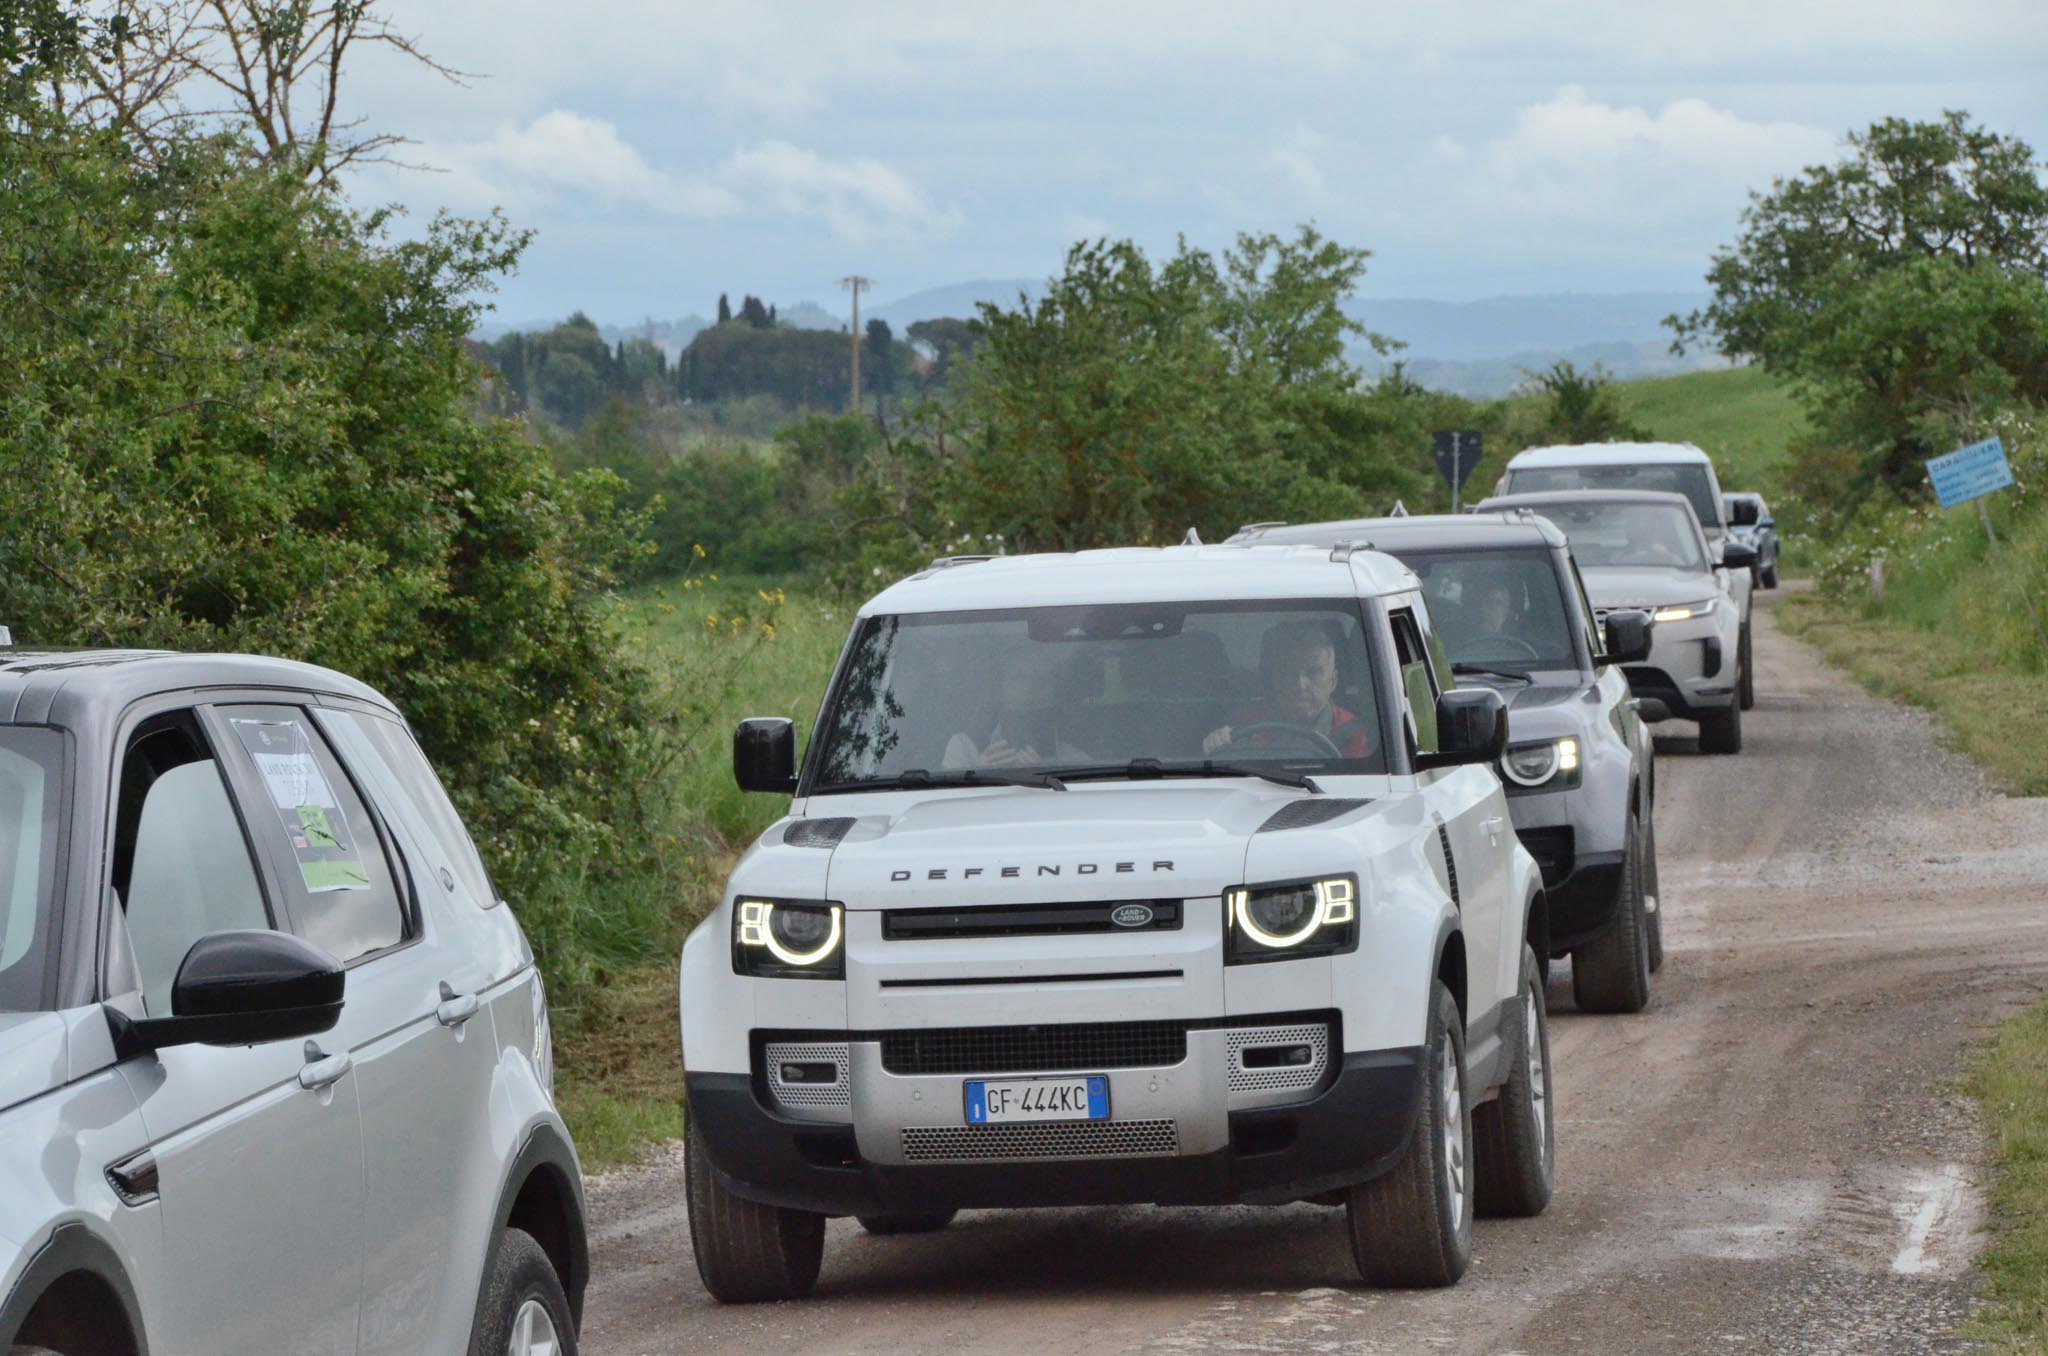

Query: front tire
<box><xmin>1762</xmin><ymin>554</ymin><xmax>1779</xmax><ymax>589</ymax></box>
<box><xmin>1346</xmin><ymin>981</ymin><xmax>1472</xmax><ymax>1287</ymax></box>
<box><xmin>1475</xmin><ymin>944</ymin><xmax>1555</xmax><ymax>1217</ymax></box>
<box><xmin>1737</xmin><ymin>622</ymin><xmax>1755</xmax><ymax>710</ymax></box>
<box><xmin>467</xmin><ymin>1228</ymin><xmax>578</xmax><ymax>1356</ymax></box>
<box><xmin>1698</xmin><ymin>699</ymin><xmax>1742</xmax><ymax>754</ymax></box>
<box><xmin>858</xmin><ymin>1211</ymin><xmax>956</xmax><ymax>1235</ymax></box>
<box><xmin>685</xmin><ymin>1119</ymin><xmax>825</xmax><ymax>1302</ymax></box>
<box><xmin>1642</xmin><ymin>813</ymin><xmax>1665</xmax><ymax>973</ymax></box>
<box><xmin>1572</xmin><ymin>811</ymin><xmax>1651</xmax><ymax>1013</ymax></box>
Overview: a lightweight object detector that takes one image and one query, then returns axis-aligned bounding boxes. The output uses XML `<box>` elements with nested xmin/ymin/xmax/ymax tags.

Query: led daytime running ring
<box><xmin>737</xmin><ymin>900</ymin><xmax>843</xmax><ymax>966</ymax></box>
<box><xmin>1231</xmin><ymin>877</ymin><xmax>1356</xmax><ymax>949</ymax></box>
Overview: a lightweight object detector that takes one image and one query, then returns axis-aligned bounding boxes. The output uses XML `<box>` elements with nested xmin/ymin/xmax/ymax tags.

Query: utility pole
<box><xmin>839</xmin><ymin>275</ymin><xmax>873</xmax><ymax>414</ymax></box>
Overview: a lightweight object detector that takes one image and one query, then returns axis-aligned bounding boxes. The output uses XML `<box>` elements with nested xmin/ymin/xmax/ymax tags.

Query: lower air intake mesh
<box><xmin>901</xmin><ymin>1119</ymin><xmax>1179</xmax><ymax>1162</ymax></box>
<box><xmin>879</xmin><ymin>1021</ymin><xmax>1188</xmax><ymax>1075</ymax></box>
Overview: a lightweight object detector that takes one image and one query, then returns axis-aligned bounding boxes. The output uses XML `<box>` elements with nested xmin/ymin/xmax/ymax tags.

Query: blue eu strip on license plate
<box><xmin>964</xmin><ymin>1075</ymin><xmax>1110</xmax><ymax>1124</ymax></box>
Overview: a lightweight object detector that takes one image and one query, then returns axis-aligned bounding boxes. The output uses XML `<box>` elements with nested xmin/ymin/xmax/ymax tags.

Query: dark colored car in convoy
<box><xmin>1229</xmin><ymin>513</ymin><xmax>1665</xmax><ymax>1011</ymax></box>
<box><xmin>1724</xmin><ymin>493</ymin><xmax>1781</xmax><ymax>589</ymax></box>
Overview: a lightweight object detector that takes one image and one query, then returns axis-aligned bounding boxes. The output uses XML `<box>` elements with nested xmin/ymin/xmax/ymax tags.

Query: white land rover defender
<box><xmin>677</xmin><ymin>546</ymin><xmax>1553</xmax><ymax>1300</ymax></box>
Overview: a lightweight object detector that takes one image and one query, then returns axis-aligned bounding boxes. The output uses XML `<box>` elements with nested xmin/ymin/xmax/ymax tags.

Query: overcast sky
<box><xmin>344</xmin><ymin>0</ymin><xmax>2048</xmax><ymax>326</ymax></box>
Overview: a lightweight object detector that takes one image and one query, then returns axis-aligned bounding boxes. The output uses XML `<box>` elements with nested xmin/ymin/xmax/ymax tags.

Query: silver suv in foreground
<box><xmin>0</xmin><ymin>649</ymin><xmax>585</xmax><ymax>1356</ymax></box>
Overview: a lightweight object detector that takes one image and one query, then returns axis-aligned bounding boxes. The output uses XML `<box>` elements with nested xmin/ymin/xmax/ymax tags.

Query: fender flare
<box><xmin>473</xmin><ymin>1121</ymin><xmax>590</xmax><ymax>1330</ymax></box>
<box><xmin>0</xmin><ymin>1221</ymin><xmax>149</xmax><ymax>1355</ymax></box>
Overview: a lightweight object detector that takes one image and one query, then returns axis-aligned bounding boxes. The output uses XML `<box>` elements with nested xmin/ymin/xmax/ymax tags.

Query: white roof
<box><xmin>1507</xmin><ymin>441</ymin><xmax>1712</xmax><ymax>468</ymax></box>
<box><xmin>860</xmin><ymin>545</ymin><xmax>1419</xmax><ymax>616</ymax></box>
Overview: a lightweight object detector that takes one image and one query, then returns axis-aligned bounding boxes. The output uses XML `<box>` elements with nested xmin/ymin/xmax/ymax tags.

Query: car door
<box><xmin>211</xmin><ymin>702</ymin><xmax>503</xmax><ymax>1356</ymax></box>
<box><xmin>108</xmin><ymin>704</ymin><xmax>367</xmax><ymax>1356</ymax></box>
<box><xmin>1388</xmin><ymin>599</ymin><xmax>1511</xmax><ymax>1034</ymax></box>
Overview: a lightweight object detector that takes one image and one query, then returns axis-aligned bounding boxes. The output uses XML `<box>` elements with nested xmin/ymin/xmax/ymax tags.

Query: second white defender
<box><xmin>678</xmin><ymin>545</ymin><xmax>1551</xmax><ymax>1299</ymax></box>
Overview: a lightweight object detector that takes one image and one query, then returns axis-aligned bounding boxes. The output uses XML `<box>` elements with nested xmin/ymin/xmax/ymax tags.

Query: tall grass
<box><xmin>1611</xmin><ymin>366</ymin><xmax>1808</xmax><ymax>498</ymax></box>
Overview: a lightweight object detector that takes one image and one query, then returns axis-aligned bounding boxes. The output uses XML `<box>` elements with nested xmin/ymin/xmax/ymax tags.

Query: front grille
<box><xmin>883</xmin><ymin>900</ymin><xmax>1181</xmax><ymax>940</ymax></box>
<box><xmin>880</xmin><ymin>1020</ymin><xmax>1188</xmax><ymax>1075</ymax></box>
<box><xmin>1226</xmin><ymin>1022</ymin><xmax>1331</xmax><ymax>1096</ymax></box>
<box><xmin>762</xmin><ymin>1041</ymin><xmax>851</xmax><ymax>1110</ymax></box>
<box><xmin>901</xmin><ymin>1119</ymin><xmax>1179</xmax><ymax>1162</ymax></box>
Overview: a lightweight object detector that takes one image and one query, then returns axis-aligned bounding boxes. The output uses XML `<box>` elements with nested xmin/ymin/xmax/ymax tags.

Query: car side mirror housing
<box><xmin>1602</xmin><ymin>610</ymin><xmax>1653</xmax><ymax>666</ymax></box>
<box><xmin>1419</xmin><ymin>688</ymin><xmax>1508</xmax><ymax>769</ymax></box>
<box><xmin>1728</xmin><ymin>498</ymin><xmax>1761</xmax><ymax>527</ymax></box>
<box><xmin>1759</xmin><ymin>517</ymin><xmax>1775</xmax><ymax>530</ymax></box>
<box><xmin>734</xmin><ymin>717</ymin><xmax>798</xmax><ymax>794</ymax></box>
<box><xmin>114</xmin><ymin>930</ymin><xmax>344</xmax><ymax>1053</ymax></box>
<box><xmin>1720</xmin><ymin>541</ymin><xmax>1759</xmax><ymax>570</ymax></box>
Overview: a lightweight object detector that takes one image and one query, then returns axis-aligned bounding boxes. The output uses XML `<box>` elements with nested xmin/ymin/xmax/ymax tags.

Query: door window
<box><xmin>218</xmin><ymin>706</ymin><xmax>408</xmax><ymax>965</ymax></box>
<box><xmin>1388</xmin><ymin>608</ymin><xmax>1440</xmax><ymax>757</ymax></box>
<box><xmin>112</xmin><ymin>715</ymin><xmax>270</xmax><ymax>1017</ymax></box>
<box><xmin>334</xmin><ymin>711</ymin><xmax>498</xmax><ymax>906</ymax></box>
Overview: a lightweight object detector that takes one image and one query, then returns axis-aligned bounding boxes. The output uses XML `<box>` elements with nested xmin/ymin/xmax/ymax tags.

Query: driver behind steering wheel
<box><xmin>1201</xmin><ymin>621</ymin><xmax>1370</xmax><ymax>758</ymax></box>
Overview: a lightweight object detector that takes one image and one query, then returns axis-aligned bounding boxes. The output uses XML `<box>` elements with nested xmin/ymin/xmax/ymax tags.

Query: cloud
<box><xmin>1270</xmin><ymin>123</ymin><xmax>1331</xmax><ymax>200</ymax></box>
<box><xmin>1447</xmin><ymin>86</ymin><xmax>1838</xmax><ymax>222</ymax></box>
<box><xmin>424</xmin><ymin>111</ymin><xmax>739</xmax><ymax>219</ymax></box>
<box><xmin>720</xmin><ymin>140</ymin><xmax>961</xmax><ymax>242</ymax></box>
<box><xmin>408</xmin><ymin>115</ymin><xmax>956</xmax><ymax>243</ymax></box>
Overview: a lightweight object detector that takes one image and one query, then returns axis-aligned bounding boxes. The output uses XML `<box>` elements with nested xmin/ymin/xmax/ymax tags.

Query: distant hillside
<box><xmin>868</xmin><ymin>278</ymin><xmax>1044</xmax><ymax>329</ymax></box>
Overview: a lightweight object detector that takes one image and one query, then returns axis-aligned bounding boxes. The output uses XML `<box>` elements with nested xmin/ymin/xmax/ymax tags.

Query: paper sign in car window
<box><xmin>229</xmin><ymin>717</ymin><xmax>370</xmax><ymax>893</ymax></box>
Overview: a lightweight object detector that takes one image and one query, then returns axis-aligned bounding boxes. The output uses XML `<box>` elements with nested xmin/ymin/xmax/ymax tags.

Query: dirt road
<box><xmin>580</xmin><ymin>590</ymin><xmax>2048</xmax><ymax>1354</ymax></box>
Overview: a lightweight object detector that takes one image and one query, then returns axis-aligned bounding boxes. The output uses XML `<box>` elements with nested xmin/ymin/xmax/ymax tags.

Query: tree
<box><xmin>940</xmin><ymin>227</ymin><xmax>1422</xmax><ymax>552</ymax></box>
<box><xmin>33</xmin><ymin>1</ymin><xmax>462</xmax><ymax>182</ymax></box>
<box><xmin>716</xmin><ymin>292</ymin><xmax>732</xmax><ymax>325</ymax></box>
<box><xmin>1525</xmin><ymin>361</ymin><xmax>1646</xmax><ymax>446</ymax></box>
<box><xmin>1671</xmin><ymin>111</ymin><xmax>2048</xmax><ymax>492</ymax></box>
<box><xmin>738</xmin><ymin>293</ymin><xmax>772</xmax><ymax>328</ymax></box>
<box><xmin>864</xmin><ymin>317</ymin><xmax>894</xmax><ymax>409</ymax></box>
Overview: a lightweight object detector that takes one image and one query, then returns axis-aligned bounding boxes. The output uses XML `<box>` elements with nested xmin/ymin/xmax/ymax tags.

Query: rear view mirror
<box><xmin>1602</xmin><ymin>610</ymin><xmax>1653</xmax><ymax>666</ymax></box>
<box><xmin>1720</xmin><ymin>541</ymin><xmax>1759</xmax><ymax>571</ymax></box>
<box><xmin>1419</xmin><ymin>688</ymin><xmax>1508</xmax><ymax>769</ymax></box>
<box><xmin>734</xmin><ymin>717</ymin><xmax>798</xmax><ymax>794</ymax></box>
<box><xmin>116</xmin><ymin>930</ymin><xmax>344</xmax><ymax>1052</ymax></box>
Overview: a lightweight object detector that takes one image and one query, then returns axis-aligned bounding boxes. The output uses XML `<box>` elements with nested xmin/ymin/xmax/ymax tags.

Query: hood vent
<box><xmin>783</xmin><ymin>817</ymin><xmax>857</xmax><ymax>849</ymax></box>
<box><xmin>1258</xmin><ymin>798</ymin><xmax>1370</xmax><ymax>832</ymax></box>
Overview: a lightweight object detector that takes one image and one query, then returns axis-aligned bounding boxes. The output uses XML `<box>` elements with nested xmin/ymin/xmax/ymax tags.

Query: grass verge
<box><xmin>1966</xmin><ymin>1006</ymin><xmax>2048</xmax><ymax>1351</ymax></box>
<box><xmin>1776</xmin><ymin>591</ymin><xmax>2048</xmax><ymax>797</ymax></box>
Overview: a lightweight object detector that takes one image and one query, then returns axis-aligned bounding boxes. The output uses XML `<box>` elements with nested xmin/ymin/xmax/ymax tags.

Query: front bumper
<box><xmin>686</xmin><ymin>1038</ymin><xmax>1425</xmax><ymax>1215</ymax></box>
<box><xmin>1514</xmin><ymin>823</ymin><xmax>1626</xmax><ymax>954</ymax></box>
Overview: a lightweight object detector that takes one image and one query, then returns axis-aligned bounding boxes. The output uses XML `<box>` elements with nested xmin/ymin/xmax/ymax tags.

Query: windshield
<box><xmin>811</xmin><ymin>599</ymin><xmax>1389</xmax><ymax>789</ymax></box>
<box><xmin>0</xmin><ymin>728</ymin><xmax>66</xmax><ymax>1012</ymax></box>
<box><xmin>1524</xmin><ymin>501</ymin><xmax>1708</xmax><ymax>572</ymax></box>
<box><xmin>1399</xmin><ymin>549</ymin><xmax>1578</xmax><ymax>672</ymax></box>
<box><xmin>1506</xmin><ymin>462</ymin><xmax>1721</xmax><ymax>531</ymax></box>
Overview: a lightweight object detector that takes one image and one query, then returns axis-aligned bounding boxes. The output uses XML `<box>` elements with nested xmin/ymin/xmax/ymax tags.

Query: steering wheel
<box><xmin>1220</xmin><ymin>722</ymin><xmax>1345</xmax><ymax>759</ymax></box>
<box><xmin>1466</xmin><ymin>633</ymin><xmax>1542</xmax><ymax>661</ymax></box>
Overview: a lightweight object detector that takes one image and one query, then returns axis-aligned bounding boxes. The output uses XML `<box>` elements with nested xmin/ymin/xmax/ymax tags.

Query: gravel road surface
<box><xmin>579</xmin><ymin>589</ymin><xmax>2048</xmax><ymax>1354</ymax></box>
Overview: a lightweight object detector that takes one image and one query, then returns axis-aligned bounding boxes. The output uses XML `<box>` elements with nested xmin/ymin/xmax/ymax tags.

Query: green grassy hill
<box><xmin>1611</xmin><ymin>366</ymin><xmax>1807</xmax><ymax>498</ymax></box>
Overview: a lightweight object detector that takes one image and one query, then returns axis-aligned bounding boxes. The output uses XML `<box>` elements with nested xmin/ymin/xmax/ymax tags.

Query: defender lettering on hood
<box><xmin>890</xmin><ymin>861</ymin><xmax>1175</xmax><ymax>882</ymax></box>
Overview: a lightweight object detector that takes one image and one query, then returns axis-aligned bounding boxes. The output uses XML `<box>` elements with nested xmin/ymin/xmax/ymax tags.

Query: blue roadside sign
<box><xmin>1926</xmin><ymin>437</ymin><xmax>2014</xmax><ymax>509</ymax></box>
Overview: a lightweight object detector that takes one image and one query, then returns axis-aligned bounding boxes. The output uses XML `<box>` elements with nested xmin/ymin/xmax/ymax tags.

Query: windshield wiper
<box><xmin>1048</xmin><ymin>758</ymin><xmax>1323</xmax><ymax>794</ymax></box>
<box><xmin>890</xmin><ymin>767</ymin><xmax>1068</xmax><ymax>792</ymax></box>
<box><xmin>1452</xmin><ymin>661</ymin><xmax>1534</xmax><ymax>684</ymax></box>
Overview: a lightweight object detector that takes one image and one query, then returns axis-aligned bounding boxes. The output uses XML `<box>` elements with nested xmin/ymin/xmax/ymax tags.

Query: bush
<box><xmin>0</xmin><ymin>116</ymin><xmax>684</xmax><ymax>992</ymax></box>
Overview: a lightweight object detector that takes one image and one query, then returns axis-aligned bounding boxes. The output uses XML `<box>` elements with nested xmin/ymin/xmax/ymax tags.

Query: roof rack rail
<box><xmin>1236</xmin><ymin>521</ymin><xmax>1287</xmax><ymax>537</ymax></box>
<box><xmin>1329</xmin><ymin>540</ymin><xmax>1372</xmax><ymax>563</ymax></box>
<box><xmin>924</xmin><ymin>555</ymin><xmax>996</xmax><ymax>572</ymax></box>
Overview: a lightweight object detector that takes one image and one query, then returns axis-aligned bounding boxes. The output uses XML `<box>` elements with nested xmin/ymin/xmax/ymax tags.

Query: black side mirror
<box><xmin>734</xmin><ymin>717</ymin><xmax>798</xmax><ymax>794</ymax></box>
<box><xmin>1759</xmin><ymin>517</ymin><xmax>1776</xmax><ymax>531</ymax></box>
<box><xmin>116</xmin><ymin>930</ymin><xmax>344</xmax><ymax>1052</ymax></box>
<box><xmin>1419</xmin><ymin>688</ymin><xmax>1508</xmax><ymax>769</ymax></box>
<box><xmin>1728</xmin><ymin>498</ymin><xmax>1761</xmax><ymax>527</ymax></box>
<box><xmin>1602</xmin><ymin>610</ymin><xmax>1653</xmax><ymax>666</ymax></box>
<box><xmin>1720</xmin><ymin>541</ymin><xmax>1758</xmax><ymax>571</ymax></box>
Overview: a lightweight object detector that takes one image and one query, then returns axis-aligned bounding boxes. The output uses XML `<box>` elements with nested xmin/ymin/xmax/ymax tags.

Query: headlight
<box><xmin>1226</xmin><ymin>875</ymin><xmax>1357</xmax><ymax>964</ymax></box>
<box><xmin>1500</xmin><ymin>737</ymin><xmax>1581</xmax><ymax>790</ymax></box>
<box><xmin>733</xmin><ymin>899</ymin><xmax>845</xmax><ymax>979</ymax></box>
<box><xmin>1652</xmin><ymin>598</ymin><xmax>1718</xmax><ymax>623</ymax></box>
